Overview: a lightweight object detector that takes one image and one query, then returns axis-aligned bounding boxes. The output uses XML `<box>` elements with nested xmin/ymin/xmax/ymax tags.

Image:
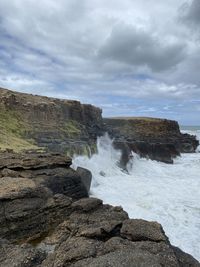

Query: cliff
<box><xmin>0</xmin><ymin>88</ymin><xmax>199</xmax><ymax>163</ymax></box>
<box><xmin>0</xmin><ymin>88</ymin><xmax>103</xmax><ymax>155</ymax></box>
<box><xmin>0</xmin><ymin>89</ymin><xmax>199</xmax><ymax>265</ymax></box>
<box><xmin>103</xmin><ymin>117</ymin><xmax>199</xmax><ymax>164</ymax></box>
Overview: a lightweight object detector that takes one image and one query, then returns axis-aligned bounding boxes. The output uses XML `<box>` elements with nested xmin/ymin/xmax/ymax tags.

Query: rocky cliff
<box><xmin>0</xmin><ymin>88</ymin><xmax>199</xmax><ymax>163</ymax></box>
<box><xmin>0</xmin><ymin>87</ymin><xmax>103</xmax><ymax>155</ymax></box>
<box><xmin>0</xmin><ymin>151</ymin><xmax>199</xmax><ymax>266</ymax></box>
<box><xmin>103</xmin><ymin>117</ymin><xmax>199</xmax><ymax>164</ymax></box>
<box><xmin>0</xmin><ymin>89</ymin><xmax>199</xmax><ymax>266</ymax></box>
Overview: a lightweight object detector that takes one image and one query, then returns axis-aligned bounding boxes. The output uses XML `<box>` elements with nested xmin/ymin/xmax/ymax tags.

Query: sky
<box><xmin>0</xmin><ymin>0</ymin><xmax>200</xmax><ymax>125</ymax></box>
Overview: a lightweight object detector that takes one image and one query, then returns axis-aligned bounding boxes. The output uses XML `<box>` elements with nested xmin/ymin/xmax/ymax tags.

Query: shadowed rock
<box><xmin>76</xmin><ymin>167</ymin><xmax>92</xmax><ymax>193</ymax></box>
<box><xmin>104</xmin><ymin>117</ymin><xmax>199</xmax><ymax>165</ymax></box>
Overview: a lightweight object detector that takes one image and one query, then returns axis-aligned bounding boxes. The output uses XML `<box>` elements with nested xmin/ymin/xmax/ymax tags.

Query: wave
<box><xmin>73</xmin><ymin>132</ymin><xmax>200</xmax><ymax>260</ymax></box>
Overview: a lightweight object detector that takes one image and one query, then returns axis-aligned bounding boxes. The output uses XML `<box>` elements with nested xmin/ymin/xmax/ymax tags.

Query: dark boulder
<box><xmin>76</xmin><ymin>167</ymin><xmax>92</xmax><ymax>193</ymax></box>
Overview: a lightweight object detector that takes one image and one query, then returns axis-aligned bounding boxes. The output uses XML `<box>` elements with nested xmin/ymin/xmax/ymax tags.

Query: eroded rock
<box><xmin>0</xmin><ymin>239</ymin><xmax>46</xmax><ymax>267</ymax></box>
<box><xmin>120</xmin><ymin>219</ymin><xmax>167</xmax><ymax>242</ymax></box>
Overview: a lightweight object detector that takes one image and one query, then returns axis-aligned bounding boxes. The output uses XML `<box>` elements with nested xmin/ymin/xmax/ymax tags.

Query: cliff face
<box><xmin>0</xmin><ymin>88</ymin><xmax>199</xmax><ymax>163</ymax></box>
<box><xmin>104</xmin><ymin>117</ymin><xmax>199</xmax><ymax>164</ymax></box>
<box><xmin>103</xmin><ymin>117</ymin><xmax>181</xmax><ymax>139</ymax></box>
<box><xmin>0</xmin><ymin>88</ymin><xmax>103</xmax><ymax>155</ymax></box>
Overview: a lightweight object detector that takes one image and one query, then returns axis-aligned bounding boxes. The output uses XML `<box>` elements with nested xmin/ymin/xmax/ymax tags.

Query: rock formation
<box><xmin>104</xmin><ymin>117</ymin><xmax>199</xmax><ymax>164</ymax></box>
<box><xmin>0</xmin><ymin>151</ymin><xmax>91</xmax><ymax>242</ymax></box>
<box><xmin>0</xmin><ymin>193</ymin><xmax>199</xmax><ymax>266</ymax></box>
<box><xmin>0</xmin><ymin>87</ymin><xmax>103</xmax><ymax>155</ymax></box>
<box><xmin>0</xmin><ymin>88</ymin><xmax>199</xmax><ymax>164</ymax></box>
<box><xmin>0</xmin><ymin>148</ymin><xmax>199</xmax><ymax>266</ymax></box>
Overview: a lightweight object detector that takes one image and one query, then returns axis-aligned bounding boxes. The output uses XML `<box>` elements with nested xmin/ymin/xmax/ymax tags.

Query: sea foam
<box><xmin>73</xmin><ymin>131</ymin><xmax>200</xmax><ymax>260</ymax></box>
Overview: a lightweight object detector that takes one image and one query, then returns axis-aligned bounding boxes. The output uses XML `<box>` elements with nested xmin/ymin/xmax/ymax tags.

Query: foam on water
<box><xmin>73</xmin><ymin>131</ymin><xmax>200</xmax><ymax>260</ymax></box>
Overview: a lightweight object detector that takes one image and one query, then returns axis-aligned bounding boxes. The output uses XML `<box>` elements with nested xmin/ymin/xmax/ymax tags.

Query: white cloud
<box><xmin>0</xmin><ymin>0</ymin><xmax>199</xmax><ymax>124</ymax></box>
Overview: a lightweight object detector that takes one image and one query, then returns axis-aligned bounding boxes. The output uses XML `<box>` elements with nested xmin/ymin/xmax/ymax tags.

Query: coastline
<box><xmin>0</xmin><ymin>88</ymin><xmax>199</xmax><ymax>265</ymax></box>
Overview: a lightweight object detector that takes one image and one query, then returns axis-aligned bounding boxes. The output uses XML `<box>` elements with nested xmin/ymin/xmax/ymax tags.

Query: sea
<box><xmin>73</xmin><ymin>126</ymin><xmax>200</xmax><ymax>261</ymax></box>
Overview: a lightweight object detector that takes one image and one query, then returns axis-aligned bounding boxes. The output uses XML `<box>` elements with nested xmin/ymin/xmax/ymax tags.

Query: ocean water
<box><xmin>73</xmin><ymin>128</ymin><xmax>200</xmax><ymax>261</ymax></box>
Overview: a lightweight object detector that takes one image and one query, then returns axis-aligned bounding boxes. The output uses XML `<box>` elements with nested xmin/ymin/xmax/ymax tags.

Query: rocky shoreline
<box><xmin>0</xmin><ymin>151</ymin><xmax>200</xmax><ymax>267</ymax></box>
<box><xmin>0</xmin><ymin>88</ymin><xmax>200</xmax><ymax>266</ymax></box>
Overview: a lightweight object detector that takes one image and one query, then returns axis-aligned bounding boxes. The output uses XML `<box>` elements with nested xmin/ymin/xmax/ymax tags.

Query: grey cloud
<box><xmin>180</xmin><ymin>0</ymin><xmax>200</xmax><ymax>26</ymax></box>
<box><xmin>0</xmin><ymin>0</ymin><xmax>199</xmax><ymax>124</ymax></box>
<box><xmin>98</xmin><ymin>24</ymin><xmax>186</xmax><ymax>72</ymax></box>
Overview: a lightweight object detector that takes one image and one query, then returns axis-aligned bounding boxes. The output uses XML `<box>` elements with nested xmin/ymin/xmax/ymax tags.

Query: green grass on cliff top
<box><xmin>105</xmin><ymin>116</ymin><xmax>167</xmax><ymax>121</ymax></box>
<box><xmin>0</xmin><ymin>106</ymin><xmax>39</xmax><ymax>152</ymax></box>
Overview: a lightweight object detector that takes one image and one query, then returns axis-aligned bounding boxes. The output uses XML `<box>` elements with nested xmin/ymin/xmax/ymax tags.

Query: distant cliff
<box><xmin>0</xmin><ymin>88</ymin><xmax>103</xmax><ymax>155</ymax></box>
<box><xmin>103</xmin><ymin>117</ymin><xmax>199</xmax><ymax>164</ymax></box>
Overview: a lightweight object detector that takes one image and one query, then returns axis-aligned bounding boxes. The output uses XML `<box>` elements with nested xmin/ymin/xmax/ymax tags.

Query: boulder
<box><xmin>76</xmin><ymin>167</ymin><xmax>92</xmax><ymax>193</ymax></box>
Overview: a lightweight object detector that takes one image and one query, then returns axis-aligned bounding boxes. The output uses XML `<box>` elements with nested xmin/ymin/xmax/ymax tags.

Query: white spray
<box><xmin>73</xmin><ymin>132</ymin><xmax>200</xmax><ymax>261</ymax></box>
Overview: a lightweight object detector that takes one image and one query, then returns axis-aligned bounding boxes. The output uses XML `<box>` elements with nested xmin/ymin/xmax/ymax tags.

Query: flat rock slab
<box><xmin>0</xmin><ymin>152</ymin><xmax>72</xmax><ymax>170</ymax></box>
<box><xmin>0</xmin><ymin>177</ymin><xmax>36</xmax><ymax>200</ymax></box>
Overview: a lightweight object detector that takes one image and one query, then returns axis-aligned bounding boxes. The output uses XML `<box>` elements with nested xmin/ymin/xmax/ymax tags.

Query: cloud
<box><xmin>0</xmin><ymin>0</ymin><xmax>199</xmax><ymax>124</ymax></box>
<box><xmin>98</xmin><ymin>23</ymin><xmax>186</xmax><ymax>72</ymax></box>
<box><xmin>179</xmin><ymin>0</ymin><xmax>200</xmax><ymax>26</ymax></box>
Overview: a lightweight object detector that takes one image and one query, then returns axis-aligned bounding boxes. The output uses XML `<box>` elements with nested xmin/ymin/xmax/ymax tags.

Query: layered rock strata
<box><xmin>0</xmin><ymin>151</ymin><xmax>199</xmax><ymax>266</ymax></box>
<box><xmin>0</xmin><ymin>88</ymin><xmax>199</xmax><ymax>163</ymax></box>
<box><xmin>0</xmin><ymin>197</ymin><xmax>199</xmax><ymax>266</ymax></box>
<box><xmin>0</xmin><ymin>151</ymin><xmax>91</xmax><ymax>242</ymax></box>
<box><xmin>104</xmin><ymin>118</ymin><xmax>199</xmax><ymax>164</ymax></box>
<box><xmin>0</xmin><ymin>87</ymin><xmax>103</xmax><ymax>155</ymax></box>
